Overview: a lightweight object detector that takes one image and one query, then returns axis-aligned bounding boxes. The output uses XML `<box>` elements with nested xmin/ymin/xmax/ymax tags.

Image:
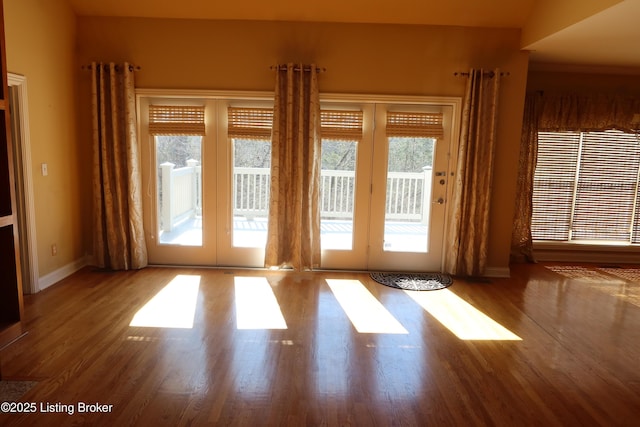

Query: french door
<box><xmin>138</xmin><ymin>95</ymin><xmax>274</xmax><ymax>266</ymax></box>
<box><xmin>138</xmin><ymin>92</ymin><xmax>459</xmax><ymax>271</ymax></box>
<box><xmin>320</xmin><ymin>99</ymin><xmax>458</xmax><ymax>272</ymax></box>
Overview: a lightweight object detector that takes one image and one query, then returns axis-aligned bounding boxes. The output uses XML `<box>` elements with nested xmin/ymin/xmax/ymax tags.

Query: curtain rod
<box><xmin>81</xmin><ymin>64</ymin><xmax>141</xmax><ymax>72</ymax></box>
<box><xmin>270</xmin><ymin>65</ymin><xmax>326</xmax><ymax>73</ymax></box>
<box><xmin>453</xmin><ymin>71</ymin><xmax>510</xmax><ymax>78</ymax></box>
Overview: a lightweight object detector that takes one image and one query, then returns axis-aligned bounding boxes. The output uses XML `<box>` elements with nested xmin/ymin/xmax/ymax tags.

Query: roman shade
<box><xmin>149</xmin><ymin>105</ymin><xmax>205</xmax><ymax>135</ymax></box>
<box><xmin>320</xmin><ymin>110</ymin><xmax>363</xmax><ymax>140</ymax></box>
<box><xmin>228</xmin><ymin>107</ymin><xmax>273</xmax><ymax>140</ymax></box>
<box><xmin>386</xmin><ymin>111</ymin><xmax>443</xmax><ymax>138</ymax></box>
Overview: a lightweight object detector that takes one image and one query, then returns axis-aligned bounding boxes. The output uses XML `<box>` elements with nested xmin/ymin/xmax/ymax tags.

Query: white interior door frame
<box><xmin>8</xmin><ymin>73</ymin><xmax>39</xmax><ymax>294</ymax></box>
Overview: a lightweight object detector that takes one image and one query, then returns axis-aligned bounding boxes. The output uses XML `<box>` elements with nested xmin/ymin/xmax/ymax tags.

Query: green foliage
<box><xmin>155</xmin><ymin>135</ymin><xmax>202</xmax><ymax>167</ymax></box>
<box><xmin>233</xmin><ymin>139</ymin><xmax>271</xmax><ymax>168</ymax></box>
<box><xmin>387</xmin><ymin>137</ymin><xmax>434</xmax><ymax>172</ymax></box>
<box><xmin>322</xmin><ymin>140</ymin><xmax>357</xmax><ymax>170</ymax></box>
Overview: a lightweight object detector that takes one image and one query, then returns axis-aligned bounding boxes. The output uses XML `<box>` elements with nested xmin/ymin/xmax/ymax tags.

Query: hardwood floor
<box><xmin>0</xmin><ymin>263</ymin><xmax>639</xmax><ymax>426</ymax></box>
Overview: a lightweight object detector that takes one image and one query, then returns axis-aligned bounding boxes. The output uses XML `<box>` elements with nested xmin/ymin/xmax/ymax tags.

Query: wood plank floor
<box><xmin>1</xmin><ymin>263</ymin><xmax>639</xmax><ymax>426</ymax></box>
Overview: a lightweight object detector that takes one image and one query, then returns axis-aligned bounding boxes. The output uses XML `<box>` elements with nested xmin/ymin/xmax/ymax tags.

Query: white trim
<box><xmin>38</xmin><ymin>256</ymin><xmax>89</xmax><ymax>291</ymax></box>
<box><xmin>483</xmin><ymin>267</ymin><xmax>511</xmax><ymax>278</ymax></box>
<box><xmin>136</xmin><ymin>88</ymin><xmax>462</xmax><ymax>107</ymax></box>
<box><xmin>136</xmin><ymin>88</ymin><xmax>273</xmax><ymax>101</ymax></box>
<box><xmin>7</xmin><ymin>73</ymin><xmax>39</xmax><ymax>294</ymax></box>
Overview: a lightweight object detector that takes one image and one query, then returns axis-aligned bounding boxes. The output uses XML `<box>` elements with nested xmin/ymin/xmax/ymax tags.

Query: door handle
<box><xmin>433</xmin><ymin>197</ymin><xmax>445</xmax><ymax>205</ymax></box>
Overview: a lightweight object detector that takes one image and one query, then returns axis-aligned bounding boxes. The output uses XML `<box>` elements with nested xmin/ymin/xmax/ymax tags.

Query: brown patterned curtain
<box><xmin>445</xmin><ymin>69</ymin><xmax>501</xmax><ymax>276</ymax></box>
<box><xmin>265</xmin><ymin>64</ymin><xmax>321</xmax><ymax>270</ymax></box>
<box><xmin>91</xmin><ymin>62</ymin><xmax>148</xmax><ymax>270</ymax></box>
<box><xmin>538</xmin><ymin>93</ymin><xmax>640</xmax><ymax>132</ymax></box>
<box><xmin>510</xmin><ymin>93</ymin><xmax>541</xmax><ymax>263</ymax></box>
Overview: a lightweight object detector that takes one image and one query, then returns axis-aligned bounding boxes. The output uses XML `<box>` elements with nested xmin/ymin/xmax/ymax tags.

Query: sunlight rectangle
<box><xmin>130</xmin><ymin>275</ymin><xmax>200</xmax><ymax>329</ymax></box>
<box><xmin>405</xmin><ymin>289</ymin><xmax>522</xmax><ymax>341</ymax></box>
<box><xmin>326</xmin><ymin>279</ymin><xmax>408</xmax><ymax>334</ymax></box>
<box><xmin>234</xmin><ymin>277</ymin><xmax>288</xmax><ymax>330</ymax></box>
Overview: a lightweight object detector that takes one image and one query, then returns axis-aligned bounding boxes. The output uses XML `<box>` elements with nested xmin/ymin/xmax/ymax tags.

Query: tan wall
<box><xmin>75</xmin><ymin>17</ymin><xmax>529</xmax><ymax>272</ymax></box>
<box><xmin>527</xmin><ymin>69</ymin><xmax>640</xmax><ymax>94</ymax></box>
<box><xmin>4</xmin><ymin>0</ymin><xmax>83</xmax><ymax>279</ymax></box>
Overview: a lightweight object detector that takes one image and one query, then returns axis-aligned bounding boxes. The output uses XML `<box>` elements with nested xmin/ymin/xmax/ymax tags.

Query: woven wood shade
<box><xmin>149</xmin><ymin>105</ymin><xmax>205</xmax><ymax>135</ymax></box>
<box><xmin>321</xmin><ymin>110</ymin><xmax>363</xmax><ymax>141</ymax></box>
<box><xmin>228</xmin><ymin>107</ymin><xmax>273</xmax><ymax>140</ymax></box>
<box><xmin>386</xmin><ymin>112</ymin><xmax>443</xmax><ymax>138</ymax></box>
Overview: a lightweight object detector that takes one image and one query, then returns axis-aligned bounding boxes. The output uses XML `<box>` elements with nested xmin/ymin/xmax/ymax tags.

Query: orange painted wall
<box><xmin>4</xmin><ymin>0</ymin><xmax>83</xmax><ymax>279</ymax></box>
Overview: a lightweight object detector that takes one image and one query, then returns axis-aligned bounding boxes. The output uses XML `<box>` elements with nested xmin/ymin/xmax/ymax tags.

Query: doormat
<box><xmin>371</xmin><ymin>272</ymin><xmax>453</xmax><ymax>291</ymax></box>
<box><xmin>0</xmin><ymin>380</ymin><xmax>38</xmax><ymax>402</ymax></box>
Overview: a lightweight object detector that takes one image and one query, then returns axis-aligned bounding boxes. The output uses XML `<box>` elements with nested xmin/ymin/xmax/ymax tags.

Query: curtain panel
<box><xmin>265</xmin><ymin>64</ymin><xmax>321</xmax><ymax>270</ymax></box>
<box><xmin>445</xmin><ymin>69</ymin><xmax>501</xmax><ymax>276</ymax></box>
<box><xmin>91</xmin><ymin>62</ymin><xmax>148</xmax><ymax>270</ymax></box>
<box><xmin>510</xmin><ymin>93</ymin><xmax>541</xmax><ymax>263</ymax></box>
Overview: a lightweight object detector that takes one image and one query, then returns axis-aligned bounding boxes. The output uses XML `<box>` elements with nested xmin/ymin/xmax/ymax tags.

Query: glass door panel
<box><xmin>216</xmin><ymin>102</ymin><xmax>274</xmax><ymax>267</ymax></box>
<box><xmin>320</xmin><ymin>139</ymin><xmax>357</xmax><ymax>250</ymax></box>
<box><xmin>368</xmin><ymin>104</ymin><xmax>453</xmax><ymax>272</ymax></box>
<box><xmin>232</xmin><ymin>137</ymin><xmax>271</xmax><ymax>248</ymax></box>
<box><xmin>383</xmin><ymin>136</ymin><xmax>435</xmax><ymax>253</ymax></box>
<box><xmin>140</xmin><ymin>97</ymin><xmax>216</xmax><ymax>266</ymax></box>
<box><xmin>155</xmin><ymin>135</ymin><xmax>203</xmax><ymax>246</ymax></box>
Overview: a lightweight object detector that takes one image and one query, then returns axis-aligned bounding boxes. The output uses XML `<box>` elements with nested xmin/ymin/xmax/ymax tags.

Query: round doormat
<box><xmin>370</xmin><ymin>272</ymin><xmax>453</xmax><ymax>291</ymax></box>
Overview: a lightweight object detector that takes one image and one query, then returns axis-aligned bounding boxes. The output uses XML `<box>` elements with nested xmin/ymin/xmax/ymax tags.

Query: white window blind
<box><xmin>386</xmin><ymin>111</ymin><xmax>443</xmax><ymax>138</ymax></box>
<box><xmin>532</xmin><ymin>130</ymin><xmax>640</xmax><ymax>244</ymax></box>
<box><xmin>149</xmin><ymin>105</ymin><xmax>205</xmax><ymax>135</ymax></box>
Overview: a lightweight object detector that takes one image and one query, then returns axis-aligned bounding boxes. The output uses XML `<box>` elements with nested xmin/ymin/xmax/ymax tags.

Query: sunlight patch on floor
<box><xmin>234</xmin><ymin>276</ymin><xmax>288</xmax><ymax>330</ymax></box>
<box><xmin>326</xmin><ymin>279</ymin><xmax>408</xmax><ymax>334</ymax></box>
<box><xmin>405</xmin><ymin>289</ymin><xmax>522</xmax><ymax>341</ymax></box>
<box><xmin>130</xmin><ymin>275</ymin><xmax>200</xmax><ymax>329</ymax></box>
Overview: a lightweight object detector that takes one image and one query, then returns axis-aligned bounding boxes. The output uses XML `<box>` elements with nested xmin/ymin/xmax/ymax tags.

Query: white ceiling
<box><xmin>524</xmin><ymin>0</ymin><xmax>640</xmax><ymax>71</ymax></box>
<box><xmin>66</xmin><ymin>0</ymin><xmax>640</xmax><ymax>72</ymax></box>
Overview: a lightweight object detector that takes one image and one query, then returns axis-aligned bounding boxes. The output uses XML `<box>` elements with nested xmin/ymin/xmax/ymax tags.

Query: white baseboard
<box><xmin>38</xmin><ymin>256</ymin><xmax>89</xmax><ymax>291</ymax></box>
<box><xmin>483</xmin><ymin>266</ymin><xmax>511</xmax><ymax>278</ymax></box>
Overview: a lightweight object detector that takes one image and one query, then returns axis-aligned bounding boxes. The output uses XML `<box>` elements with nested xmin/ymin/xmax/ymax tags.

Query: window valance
<box><xmin>536</xmin><ymin>93</ymin><xmax>640</xmax><ymax>133</ymax></box>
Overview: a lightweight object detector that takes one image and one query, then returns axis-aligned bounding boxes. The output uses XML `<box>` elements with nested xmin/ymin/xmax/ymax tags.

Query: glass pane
<box><xmin>321</xmin><ymin>140</ymin><xmax>357</xmax><ymax>250</ymax></box>
<box><xmin>232</xmin><ymin>138</ymin><xmax>271</xmax><ymax>248</ymax></box>
<box><xmin>383</xmin><ymin>137</ymin><xmax>434</xmax><ymax>253</ymax></box>
<box><xmin>156</xmin><ymin>135</ymin><xmax>203</xmax><ymax>246</ymax></box>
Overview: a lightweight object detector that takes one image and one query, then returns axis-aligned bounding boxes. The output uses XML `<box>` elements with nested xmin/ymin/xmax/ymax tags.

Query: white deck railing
<box><xmin>159</xmin><ymin>160</ymin><xmax>201</xmax><ymax>232</ymax></box>
<box><xmin>160</xmin><ymin>164</ymin><xmax>432</xmax><ymax>231</ymax></box>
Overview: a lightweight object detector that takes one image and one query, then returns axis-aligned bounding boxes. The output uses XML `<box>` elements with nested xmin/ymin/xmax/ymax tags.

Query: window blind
<box><xmin>532</xmin><ymin>131</ymin><xmax>580</xmax><ymax>241</ymax></box>
<box><xmin>386</xmin><ymin>112</ymin><xmax>443</xmax><ymax>138</ymax></box>
<box><xmin>321</xmin><ymin>110</ymin><xmax>363</xmax><ymax>141</ymax></box>
<box><xmin>572</xmin><ymin>131</ymin><xmax>640</xmax><ymax>242</ymax></box>
<box><xmin>532</xmin><ymin>129</ymin><xmax>640</xmax><ymax>244</ymax></box>
<box><xmin>149</xmin><ymin>105</ymin><xmax>205</xmax><ymax>135</ymax></box>
<box><xmin>228</xmin><ymin>107</ymin><xmax>273</xmax><ymax>140</ymax></box>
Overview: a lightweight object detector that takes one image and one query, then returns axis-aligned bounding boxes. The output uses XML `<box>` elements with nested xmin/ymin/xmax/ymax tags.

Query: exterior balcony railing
<box><xmin>159</xmin><ymin>161</ymin><xmax>432</xmax><ymax>233</ymax></box>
